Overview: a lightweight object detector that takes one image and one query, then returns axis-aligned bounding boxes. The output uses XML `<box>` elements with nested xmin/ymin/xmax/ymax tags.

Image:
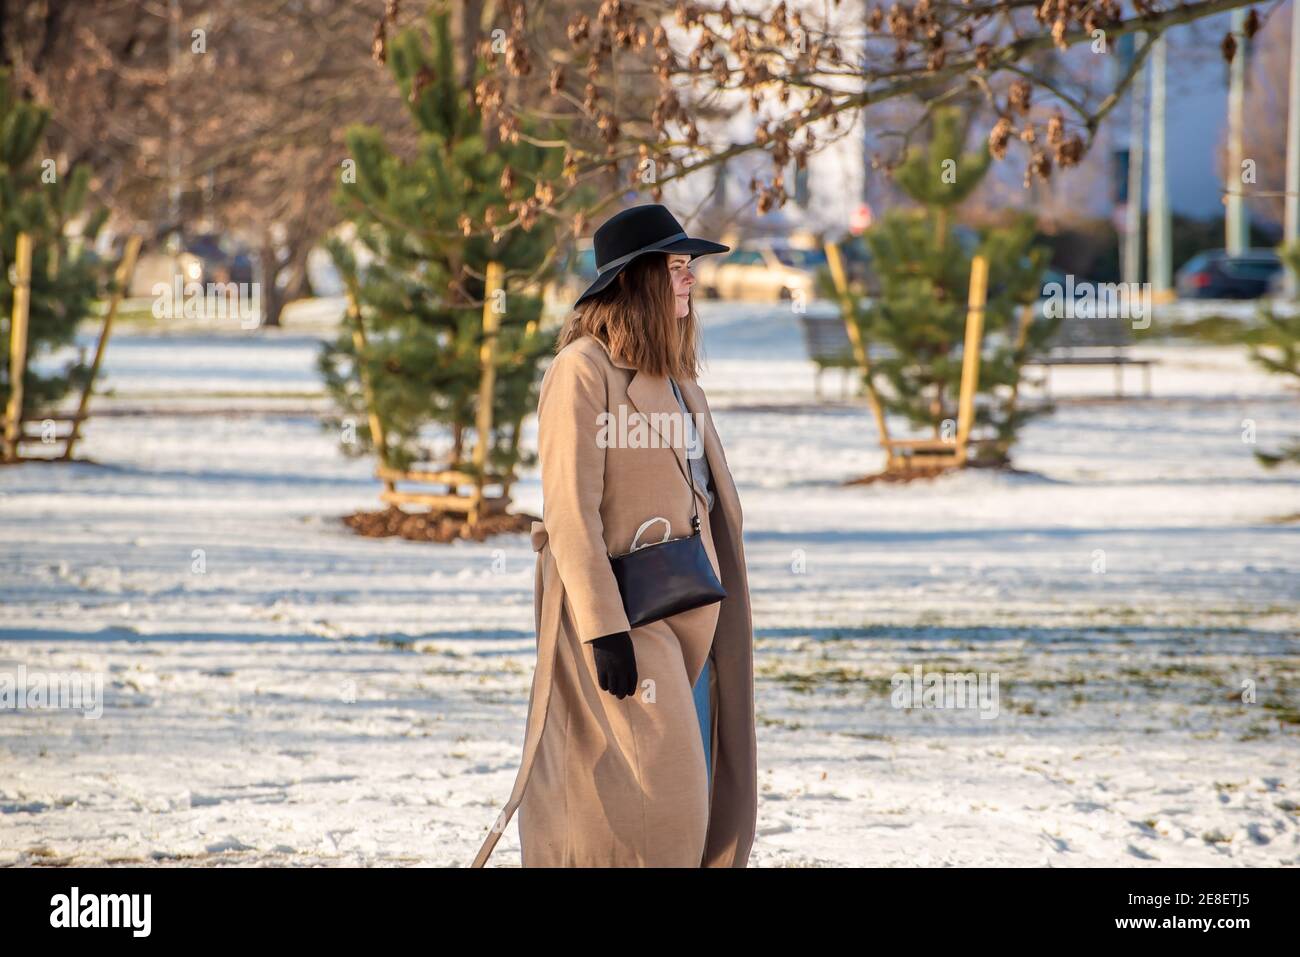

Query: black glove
<box><xmin>590</xmin><ymin>630</ymin><xmax>638</xmax><ymax>699</ymax></box>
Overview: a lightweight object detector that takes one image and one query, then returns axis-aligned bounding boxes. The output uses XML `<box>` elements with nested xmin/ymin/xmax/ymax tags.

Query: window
<box><xmin>794</xmin><ymin>165</ymin><xmax>810</xmax><ymax>207</ymax></box>
<box><xmin>1224</xmin><ymin>257</ymin><xmax>1281</xmax><ymax>280</ymax></box>
<box><xmin>771</xmin><ymin>247</ymin><xmax>827</xmax><ymax>269</ymax></box>
<box><xmin>1178</xmin><ymin>251</ymin><xmax>1215</xmax><ymax>275</ymax></box>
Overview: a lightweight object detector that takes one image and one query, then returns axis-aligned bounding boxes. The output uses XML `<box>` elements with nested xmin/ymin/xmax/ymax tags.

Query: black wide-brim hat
<box><xmin>573</xmin><ymin>203</ymin><xmax>730</xmax><ymax>308</ymax></box>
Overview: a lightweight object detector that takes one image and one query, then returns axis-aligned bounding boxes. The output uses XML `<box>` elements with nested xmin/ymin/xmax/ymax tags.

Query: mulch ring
<box><xmin>843</xmin><ymin>461</ymin><xmax>1029</xmax><ymax>485</ymax></box>
<box><xmin>342</xmin><ymin>506</ymin><xmax>540</xmax><ymax>543</ymax></box>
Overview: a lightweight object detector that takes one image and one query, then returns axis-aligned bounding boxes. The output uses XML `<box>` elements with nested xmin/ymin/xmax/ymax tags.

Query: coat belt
<box><xmin>471</xmin><ymin>519</ymin><xmax>556</xmax><ymax>867</ymax></box>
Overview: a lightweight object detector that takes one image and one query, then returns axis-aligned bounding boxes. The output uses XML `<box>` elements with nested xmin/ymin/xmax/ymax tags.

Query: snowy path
<box><xmin>1</xmin><ymin>305</ymin><xmax>1297</xmax><ymax>866</ymax></box>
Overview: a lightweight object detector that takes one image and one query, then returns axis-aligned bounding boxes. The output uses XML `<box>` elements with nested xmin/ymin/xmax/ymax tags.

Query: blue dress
<box><xmin>670</xmin><ymin>376</ymin><xmax>716</xmax><ymax>798</ymax></box>
<box><xmin>693</xmin><ymin>656</ymin><xmax>713</xmax><ymax>795</ymax></box>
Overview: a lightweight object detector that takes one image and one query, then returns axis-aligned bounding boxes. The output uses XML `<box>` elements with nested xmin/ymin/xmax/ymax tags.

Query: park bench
<box><xmin>797</xmin><ymin>313</ymin><xmax>862</xmax><ymax>398</ymax></box>
<box><xmin>1024</xmin><ymin>314</ymin><xmax>1155</xmax><ymax>397</ymax></box>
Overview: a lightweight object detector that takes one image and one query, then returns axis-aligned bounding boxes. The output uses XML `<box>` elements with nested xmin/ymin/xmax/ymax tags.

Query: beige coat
<box><xmin>470</xmin><ymin>332</ymin><xmax>757</xmax><ymax>867</ymax></box>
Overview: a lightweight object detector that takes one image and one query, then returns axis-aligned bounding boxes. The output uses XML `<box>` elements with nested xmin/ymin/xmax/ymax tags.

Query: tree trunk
<box><xmin>451</xmin><ymin>0</ymin><xmax>485</xmax><ymax>89</ymax></box>
<box><xmin>259</xmin><ymin>236</ymin><xmax>283</xmax><ymax>327</ymax></box>
<box><xmin>0</xmin><ymin>1</ymin><xmax>11</xmax><ymax>69</ymax></box>
<box><xmin>258</xmin><ymin>229</ymin><xmax>313</xmax><ymax>328</ymax></box>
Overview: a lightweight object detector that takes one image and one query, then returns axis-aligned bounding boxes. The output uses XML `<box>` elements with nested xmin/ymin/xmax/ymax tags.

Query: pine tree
<box><xmin>319</xmin><ymin>5</ymin><xmax>564</xmax><ymax>482</ymax></box>
<box><xmin>844</xmin><ymin>106</ymin><xmax>1051</xmax><ymax>467</ymax></box>
<box><xmin>0</xmin><ymin>70</ymin><xmax>109</xmax><ymax>418</ymax></box>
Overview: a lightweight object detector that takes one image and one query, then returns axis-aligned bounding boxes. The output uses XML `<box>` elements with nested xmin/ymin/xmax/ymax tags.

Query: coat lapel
<box><xmin>588</xmin><ymin>335</ymin><xmax>738</xmax><ymax>525</ymax></box>
<box><xmin>625</xmin><ymin>372</ymin><xmax>692</xmax><ymax>497</ymax></box>
<box><xmin>673</xmin><ymin>377</ymin><xmax>741</xmax><ymax>530</ymax></box>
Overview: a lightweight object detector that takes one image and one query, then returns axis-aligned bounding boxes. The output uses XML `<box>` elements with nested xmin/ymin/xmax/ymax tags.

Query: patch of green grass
<box><xmin>757</xmin><ymin>663</ymin><xmax>887</xmax><ymax>695</ymax></box>
<box><xmin>1238</xmin><ymin>722</ymin><xmax>1273</xmax><ymax>741</ymax></box>
<box><xmin>1163</xmin><ymin>314</ymin><xmax>1255</xmax><ymax>345</ymax></box>
<box><xmin>1033</xmin><ymin>676</ymin><xmax>1089</xmax><ymax>691</ymax></box>
<box><xmin>1143</xmin><ymin>663</ymin><xmax>1229</xmax><ymax>682</ymax></box>
<box><xmin>757</xmin><ymin>713</ymin><xmax>804</xmax><ymax>732</ymax></box>
<box><xmin>1009</xmin><ymin>700</ymin><xmax>1051</xmax><ymax>717</ymax></box>
<box><xmin>1260</xmin><ymin>701</ymin><xmax>1300</xmax><ymax>726</ymax></box>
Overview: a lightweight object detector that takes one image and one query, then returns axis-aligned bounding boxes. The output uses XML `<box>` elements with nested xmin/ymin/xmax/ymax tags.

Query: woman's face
<box><xmin>667</xmin><ymin>253</ymin><xmax>694</xmax><ymax>319</ymax></box>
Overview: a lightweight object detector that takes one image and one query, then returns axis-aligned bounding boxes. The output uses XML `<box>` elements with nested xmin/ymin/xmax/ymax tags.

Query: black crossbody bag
<box><xmin>607</xmin><ymin>431</ymin><xmax>727</xmax><ymax>629</ymax></box>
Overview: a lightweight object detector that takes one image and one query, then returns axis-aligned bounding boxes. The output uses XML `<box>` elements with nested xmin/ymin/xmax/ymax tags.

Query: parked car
<box><xmin>186</xmin><ymin>232</ymin><xmax>255</xmax><ymax>285</ymax></box>
<box><xmin>129</xmin><ymin>248</ymin><xmax>205</xmax><ymax>298</ymax></box>
<box><xmin>693</xmin><ymin>238</ymin><xmax>829</xmax><ymax>302</ymax></box>
<box><xmin>1175</xmin><ymin>249</ymin><xmax>1282</xmax><ymax>299</ymax></box>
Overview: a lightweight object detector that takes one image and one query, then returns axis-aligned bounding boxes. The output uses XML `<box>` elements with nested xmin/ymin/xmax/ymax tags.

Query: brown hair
<box><xmin>555</xmin><ymin>252</ymin><xmax>700</xmax><ymax>380</ymax></box>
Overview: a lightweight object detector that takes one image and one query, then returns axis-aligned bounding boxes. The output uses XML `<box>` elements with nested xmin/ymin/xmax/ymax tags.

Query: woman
<box><xmin>470</xmin><ymin>204</ymin><xmax>757</xmax><ymax>868</ymax></box>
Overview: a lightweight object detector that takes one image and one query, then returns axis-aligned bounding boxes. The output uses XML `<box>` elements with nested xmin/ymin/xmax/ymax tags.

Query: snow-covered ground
<box><xmin>1</xmin><ymin>303</ymin><xmax>1297</xmax><ymax>867</ymax></box>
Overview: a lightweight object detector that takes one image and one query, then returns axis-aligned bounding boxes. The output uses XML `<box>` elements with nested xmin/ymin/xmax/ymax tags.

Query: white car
<box><xmin>129</xmin><ymin>250</ymin><xmax>204</xmax><ymax>298</ymax></box>
<box><xmin>693</xmin><ymin>239</ymin><xmax>828</xmax><ymax>302</ymax></box>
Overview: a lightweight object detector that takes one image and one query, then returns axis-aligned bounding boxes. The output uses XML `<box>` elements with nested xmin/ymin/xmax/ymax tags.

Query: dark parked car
<box><xmin>1175</xmin><ymin>249</ymin><xmax>1282</xmax><ymax>300</ymax></box>
<box><xmin>185</xmin><ymin>232</ymin><xmax>255</xmax><ymax>285</ymax></box>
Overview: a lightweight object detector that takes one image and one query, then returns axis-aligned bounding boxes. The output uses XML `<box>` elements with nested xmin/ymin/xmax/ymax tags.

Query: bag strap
<box><xmin>667</xmin><ymin>377</ymin><xmax>702</xmax><ymax>533</ymax></box>
<box><xmin>631</xmin><ymin>516</ymin><xmax>672</xmax><ymax>550</ymax></box>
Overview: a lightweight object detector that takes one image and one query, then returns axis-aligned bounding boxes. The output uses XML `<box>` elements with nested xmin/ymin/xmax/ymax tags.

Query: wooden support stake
<box><xmin>470</xmin><ymin>261</ymin><xmax>503</xmax><ymax>527</ymax></box>
<box><xmin>64</xmin><ymin>235</ymin><xmax>142</xmax><ymax>460</ymax></box>
<box><xmin>342</xmin><ymin>275</ymin><xmax>393</xmax><ymax>494</ymax></box>
<box><xmin>3</xmin><ymin>233</ymin><xmax>33</xmax><ymax>462</ymax></box>
<box><xmin>954</xmin><ymin>255</ymin><xmax>989</xmax><ymax>464</ymax></box>
<box><xmin>824</xmin><ymin>239</ymin><xmax>894</xmax><ymax>462</ymax></box>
